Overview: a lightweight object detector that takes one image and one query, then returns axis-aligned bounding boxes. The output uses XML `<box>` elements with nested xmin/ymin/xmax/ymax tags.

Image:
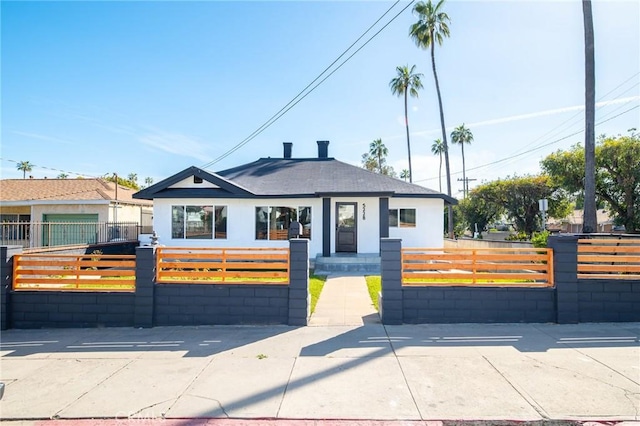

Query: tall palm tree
<box><xmin>369</xmin><ymin>138</ymin><xmax>388</xmax><ymax>174</ymax></box>
<box><xmin>451</xmin><ymin>124</ymin><xmax>474</xmax><ymax>197</ymax></box>
<box><xmin>127</xmin><ymin>173</ymin><xmax>138</xmax><ymax>185</ymax></box>
<box><xmin>16</xmin><ymin>161</ymin><xmax>33</xmax><ymax>179</ymax></box>
<box><xmin>410</xmin><ymin>0</ymin><xmax>453</xmax><ymax>237</ymax></box>
<box><xmin>390</xmin><ymin>65</ymin><xmax>423</xmax><ymax>183</ymax></box>
<box><xmin>431</xmin><ymin>138</ymin><xmax>444</xmax><ymax>192</ymax></box>
<box><xmin>400</xmin><ymin>169</ymin><xmax>410</xmax><ymax>182</ymax></box>
<box><xmin>582</xmin><ymin>0</ymin><xmax>596</xmax><ymax>233</ymax></box>
<box><xmin>57</xmin><ymin>173</ymin><xmax>69</xmax><ymax>179</ymax></box>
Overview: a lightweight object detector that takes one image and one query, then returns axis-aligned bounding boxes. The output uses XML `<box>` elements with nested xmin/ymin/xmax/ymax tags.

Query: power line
<box><xmin>414</xmin><ymin>104</ymin><xmax>639</xmax><ymax>184</ymax></box>
<box><xmin>200</xmin><ymin>0</ymin><xmax>414</xmax><ymax>170</ymax></box>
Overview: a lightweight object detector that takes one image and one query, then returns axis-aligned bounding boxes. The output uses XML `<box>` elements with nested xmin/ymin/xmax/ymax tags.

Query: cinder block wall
<box><xmin>578</xmin><ymin>279</ymin><xmax>640</xmax><ymax>322</ymax></box>
<box><xmin>402</xmin><ymin>287</ymin><xmax>555</xmax><ymax>324</ymax></box>
<box><xmin>10</xmin><ymin>293</ymin><xmax>135</xmax><ymax>328</ymax></box>
<box><xmin>154</xmin><ymin>285</ymin><xmax>289</xmax><ymax>325</ymax></box>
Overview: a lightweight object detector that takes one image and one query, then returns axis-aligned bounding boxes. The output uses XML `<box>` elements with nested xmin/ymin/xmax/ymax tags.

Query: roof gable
<box><xmin>133</xmin><ymin>166</ymin><xmax>254</xmax><ymax>200</ymax></box>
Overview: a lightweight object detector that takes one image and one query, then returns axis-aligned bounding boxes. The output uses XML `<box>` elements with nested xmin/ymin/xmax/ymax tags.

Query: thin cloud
<box><xmin>11</xmin><ymin>131</ymin><xmax>78</xmax><ymax>146</ymax></box>
<box><xmin>139</xmin><ymin>131</ymin><xmax>212</xmax><ymax>163</ymax></box>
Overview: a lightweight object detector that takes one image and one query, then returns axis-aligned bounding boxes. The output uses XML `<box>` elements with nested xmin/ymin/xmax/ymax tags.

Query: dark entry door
<box><xmin>336</xmin><ymin>202</ymin><xmax>357</xmax><ymax>252</ymax></box>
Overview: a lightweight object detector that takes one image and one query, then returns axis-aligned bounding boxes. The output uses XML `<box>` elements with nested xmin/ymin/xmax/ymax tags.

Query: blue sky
<box><xmin>2</xmin><ymin>0</ymin><xmax>638</xmax><ymax>196</ymax></box>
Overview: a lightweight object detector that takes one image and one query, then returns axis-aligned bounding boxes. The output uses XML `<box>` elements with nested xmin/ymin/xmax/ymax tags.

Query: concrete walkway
<box><xmin>1</xmin><ymin>275</ymin><xmax>639</xmax><ymax>424</ymax></box>
<box><xmin>308</xmin><ymin>275</ymin><xmax>378</xmax><ymax>326</ymax></box>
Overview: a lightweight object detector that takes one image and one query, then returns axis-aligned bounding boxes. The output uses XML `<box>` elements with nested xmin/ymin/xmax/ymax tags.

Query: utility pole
<box><xmin>457</xmin><ymin>177</ymin><xmax>477</xmax><ymax>198</ymax></box>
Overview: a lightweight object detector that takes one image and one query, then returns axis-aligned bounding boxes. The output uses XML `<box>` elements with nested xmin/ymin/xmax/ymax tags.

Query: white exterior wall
<box><xmin>389</xmin><ymin>198</ymin><xmax>444</xmax><ymax>248</ymax></box>
<box><xmin>108</xmin><ymin>203</ymin><xmax>151</xmax><ymax>223</ymax></box>
<box><xmin>153</xmin><ymin>198</ymin><xmax>324</xmax><ymax>254</ymax></box>
<box><xmin>152</xmin><ymin>196</ymin><xmax>446</xmax><ymax>254</ymax></box>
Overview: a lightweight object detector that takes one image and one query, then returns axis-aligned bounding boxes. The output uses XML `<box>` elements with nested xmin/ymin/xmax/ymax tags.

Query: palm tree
<box><xmin>582</xmin><ymin>0</ymin><xmax>596</xmax><ymax>233</ymax></box>
<box><xmin>431</xmin><ymin>138</ymin><xmax>444</xmax><ymax>192</ymax></box>
<box><xmin>144</xmin><ymin>177</ymin><xmax>153</xmax><ymax>187</ymax></box>
<box><xmin>16</xmin><ymin>161</ymin><xmax>33</xmax><ymax>179</ymax></box>
<box><xmin>369</xmin><ymin>139</ymin><xmax>388</xmax><ymax>174</ymax></box>
<box><xmin>390</xmin><ymin>65</ymin><xmax>423</xmax><ymax>183</ymax></box>
<box><xmin>451</xmin><ymin>124</ymin><xmax>474</xmax><ymax>197</ymax></box>
<box><xmin>57</xmin><ymin>173</ymin><xmax>69</xmax><ymax>179</ymax></box>
<box><xmin>410</xmin><ymin>0</ymin><xmax>453</xmax><ymax>237</ymax></box>
<box><xmin>400</xmin><ymin>169</ymin><xmax>410</xmax><ymax>182</ymax></box>
<box><xmin>127</xmin><ymin>173</ymin><xmax>138</xmax><ymax>185</ymax></box>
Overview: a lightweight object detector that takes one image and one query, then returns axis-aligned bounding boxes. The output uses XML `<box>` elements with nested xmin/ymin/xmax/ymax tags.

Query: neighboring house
<box><xmin>548</xmin><ymin>209</ymin><xmax>617</xmax><ymax>233</ymax></box>
<box><xmin>134</xmin><ymin>141</ymin><xmax>456</xmax><ymax>257</ymax></box>
<box><xmin>0</xmin><ymin>178</ymin><xmax>153</xmax><ymax>247</ymax></box>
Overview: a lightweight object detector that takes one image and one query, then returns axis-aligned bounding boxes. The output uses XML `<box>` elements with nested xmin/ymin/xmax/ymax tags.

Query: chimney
<box><xmin>317</xmin><ymin>140</ymin><xmax>329</xmax><ymax>158</ymax></box>
<box><xmin>283</xmin><ymin>142</ymin><xmax>293</xmax><ymax>159</ymax></box>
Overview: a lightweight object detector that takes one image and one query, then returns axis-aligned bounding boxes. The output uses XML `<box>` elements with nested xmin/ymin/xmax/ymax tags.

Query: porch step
<box><xmin>313</xmin><ymin>253</ymin><xmax>381</xmax><ymax>275</ymax></box>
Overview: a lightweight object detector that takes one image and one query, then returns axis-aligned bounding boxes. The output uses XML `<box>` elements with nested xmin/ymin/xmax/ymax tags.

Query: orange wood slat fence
<box><xmin>156</xmin><ymin>247</ymin><xmax>290</xmax><ymax>285</ymax></box>
<box><xmin>13</xmin><ymin>254</ymin><xmax>136</xmax><ymax>292</ymax></box>
<box><xmin>578</xmin><ymin>238</ymin><xmax>640</xmax><ymax>280</ymax></box>
<box><xmin>402</xmin><ymin>247</ymin><xmax>554</xmax><ymax>287</ymax></box>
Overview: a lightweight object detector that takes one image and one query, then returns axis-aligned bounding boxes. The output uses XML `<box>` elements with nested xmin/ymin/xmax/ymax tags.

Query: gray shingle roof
<box><xmin>134</xmin><ymin>158</ymin><xmax>456</xmax><ymax>204</ymax></box>
<box><xmin>220</xmin><ymin>158</ymin><xmax>453</xmax><ymax>200</ymax></box>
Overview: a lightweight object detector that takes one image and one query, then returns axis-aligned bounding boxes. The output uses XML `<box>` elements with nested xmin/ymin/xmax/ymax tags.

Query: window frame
<box><xmin>388</xmin><ymin>208</ymin><xmax>417</xmax><ymax>228</ymax></box>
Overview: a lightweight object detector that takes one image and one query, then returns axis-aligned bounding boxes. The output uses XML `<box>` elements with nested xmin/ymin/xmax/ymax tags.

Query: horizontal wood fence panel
<box><xmin>577</xmin><ymin>238</ymin><xmax>640</xmax><ymax>280</ymax></box>
<box><xmin>156</xmin><ymin>247</ymin><xmax>289</xmax><ymax>285</ymax></box>
<box><xmin>404</xmin><ymin>262</ymin><xmax>549</xmax><ymax>271</ymax></box>
<box><xmin>402</xmin><ymin>248</ymin><xmax>553</xmax><ymax>287</ymax></box>
<box><xmin>13</xmin><ymin>254</ymin><xmax>136</xmax><ymax>292</ymax></box>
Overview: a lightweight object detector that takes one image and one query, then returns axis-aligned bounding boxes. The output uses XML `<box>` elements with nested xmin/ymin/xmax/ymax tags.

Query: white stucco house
<box><xmin>133</xmin><ymin>141</ymin><xmax>456</xmax><ymax>258</ymax></box>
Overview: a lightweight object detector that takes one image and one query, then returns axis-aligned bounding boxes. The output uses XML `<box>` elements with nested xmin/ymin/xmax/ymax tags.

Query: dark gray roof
<box><xmin>134</xmin><ymin>158</ymin><xmax>457</xmax><ymax>204</ymax></box>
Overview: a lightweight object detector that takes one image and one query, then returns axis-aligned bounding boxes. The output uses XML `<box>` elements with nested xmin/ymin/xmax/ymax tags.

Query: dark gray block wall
<box><xmin>548</xmin><ymin>234</ymin><xmax>579</xmax><ymax>324</ymax></box>
<box><xmin>380</xmin><ymin>238</ymin><xmax>402</xmax><ymax>325</ymax></box>
<box><xmin>402</xmin><ymin>287</ymin><xmax>555</xmax><ymax>323</ymax></box>
<box><xmin>1</xmin><ymin>246</ymin><xmax>22</xmax><ymax>330</ymax></box>
<box><xmin>154</xmin><ymin>284</ymin><xmax>289</xmax><ymax>325</ymax></box>
<box><xmin>10</xmin><ymin>293</ymin><xmax>135</xmax><ymax>328</ymax></box>
<box><xmin>289</xmin><ymin>239</ymin><xmax>310</xmax><ymax>325</ymax></box>
<box><xmin>577</xmin><ymin>279</ymin><xmax>640</xmax><ymax>322</ymax></box>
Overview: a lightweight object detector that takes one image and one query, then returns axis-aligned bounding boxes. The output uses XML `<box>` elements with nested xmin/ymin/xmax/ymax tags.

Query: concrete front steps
<box><xmin>312</xmin><ymin>253</ymin><xmax>381</xmax><ymax>275</ymax></box>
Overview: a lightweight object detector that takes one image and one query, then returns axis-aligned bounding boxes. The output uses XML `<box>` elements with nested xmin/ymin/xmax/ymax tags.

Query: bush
<box><xmin>531</xmin><ymin>230</ymin><xmax>550</xmax><ymax>248</ymax></box>
<box><xmin>505</xmin><ymin>231</ymin><xmax>529</xmax><ymax>241</ymax></box>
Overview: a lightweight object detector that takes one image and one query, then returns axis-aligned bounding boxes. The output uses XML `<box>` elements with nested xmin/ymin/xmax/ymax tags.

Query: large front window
<box><xmin>255</xmin><ymin>206</ymin><xmax>311</xmax><ymax>240</ymax></box>
<box><xmin>172</xmin><ymin>205</ymin><xmax>227</xmax><ymax>239</ymax></box>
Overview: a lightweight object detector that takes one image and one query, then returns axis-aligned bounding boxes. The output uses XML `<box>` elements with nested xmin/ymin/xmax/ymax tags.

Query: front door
<box><xmin>336</xmin><ymin>202</ymin><xmax>357</xmax><ymax>252</ymax></box>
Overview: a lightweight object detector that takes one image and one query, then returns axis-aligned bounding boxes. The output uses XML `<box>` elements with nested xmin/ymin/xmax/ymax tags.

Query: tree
<box><xmin>541</xmin><ymin>131</ymin><xmax>640</xmax><ymax>232</ymax></box>
<box><xmin>390</xmin><ymin>64</ymin><xmax>423</xmax><ymax>183</ymax></box>
<box><xmin>400</xmin><ymin>169</ymin><xmax>410</xmax><ymax>182</ymax></box>
<box><xmin>143</xmin><ymin>177</ymin><xmax>154</xmax><ymax>188</ymax></box>
<box><xmin>57</xmin><ymin>173</ymin><xmax>69</xmax><ymax>179</ymax></box>
<box><xmin>431</xmin><ymin>138</ymin><xmax>444</xmax><ymax>192</ymax></box>
<box><xmin>16</xmin><ymin>161</ymin><xmax>33</xmax><ymax>179</ymax></box>
<box><xmin>410</xmin><ymin>0</ymin><xmax>454</xmax><ymax>237</ymax></box>
<box><xmin>127</xmin><ymin>173</ymin><xmax>138</xmax><ymax>186</ymax></box>
<box><xmin>105</xmin><ymin>173</ymin><xmax>140</xmax><ymax>190</ymax></box>
<box><xmin>369</xmin><ymin>139</ymin><xmax>388</xmax><ymax>173</ymax></box>
<box><xmin>458</xmin><ymin>187</ymin><xmax>505</xmax><ymax>237</ymax></box>
<box><xmin>451</xmin><ymin>124</ymin><xmax>474</xmax><ymax>197</ymax></box>
<box><xmin>361</xmin><ymin>139</ymin><xmax>397</xmax><ymax>177</ymax></box>
<box><xmin>469</xmin><ymin>175</ymin><xmax>571</xmax><ymax>237</ymax></box>
<box><xmin>582</xmin><ymin>0</ymin><xmax>597</xmax><ymax>233</ymax></box>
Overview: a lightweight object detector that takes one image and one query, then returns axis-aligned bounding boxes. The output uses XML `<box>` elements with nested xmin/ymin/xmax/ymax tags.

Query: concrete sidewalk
<box><xmin>1</xmin><ymin>275</ymin><xmax>639</xmax><ymax>423</ymax></box>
